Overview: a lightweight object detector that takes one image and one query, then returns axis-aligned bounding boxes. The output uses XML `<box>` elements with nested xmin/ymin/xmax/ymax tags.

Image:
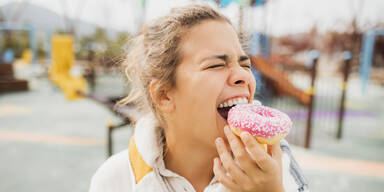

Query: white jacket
<box><xmin>90</xmin><ymin>114</ymin><xmax>309</xmax><ymax>192</ymax></box>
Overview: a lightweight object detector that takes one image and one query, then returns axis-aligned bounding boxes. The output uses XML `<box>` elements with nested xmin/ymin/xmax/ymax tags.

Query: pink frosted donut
<box><xmin>227</xmin><ymin>103</ymin><xmax>292</xmax><ymax>145</ymax></box>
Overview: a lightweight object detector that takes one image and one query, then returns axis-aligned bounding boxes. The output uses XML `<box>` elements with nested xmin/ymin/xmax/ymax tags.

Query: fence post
<box><xmin>107</xmin><ymin>124</ymin><xmax>113</xmax><ymax>157</ymax></box>
<box><xmin>337</xmin><ymin>51</ymin><xmax>352</xmax><ymax>139</ymax></box>
<box><xmin>305</xmin><ymin>50</ymin><xmax>319</xmax><ymax>148</ymax></box>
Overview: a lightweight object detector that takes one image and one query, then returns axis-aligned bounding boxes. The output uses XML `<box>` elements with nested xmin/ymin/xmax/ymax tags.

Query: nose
<box><xmin>228</xmin><ymin>66</ymin><xmax>250</xmax><ymax>87</ymax></box>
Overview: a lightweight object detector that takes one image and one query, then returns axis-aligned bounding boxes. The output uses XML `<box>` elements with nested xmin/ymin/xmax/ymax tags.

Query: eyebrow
<box><xmin>201</xmin><ymin>54</ymin><xmax>249</xmax><ymax>63</ymax></box>
<box><xmin>239</xmin><ymin>55</ymin><xmax>250</xmax><ymax>62</ymax></box>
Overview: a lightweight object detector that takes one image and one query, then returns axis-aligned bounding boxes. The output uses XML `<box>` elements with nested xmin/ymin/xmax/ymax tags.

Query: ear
<box><xmin>149</xmin><ymin>79</ymin><xmax>175</xmax><ymax>113</ymax></box>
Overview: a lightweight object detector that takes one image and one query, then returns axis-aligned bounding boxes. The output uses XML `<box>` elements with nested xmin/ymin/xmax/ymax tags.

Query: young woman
<box><xmin>90</xmin><ymin>4</ymin><xmax>308</xmax><ymax>192</ymax></box>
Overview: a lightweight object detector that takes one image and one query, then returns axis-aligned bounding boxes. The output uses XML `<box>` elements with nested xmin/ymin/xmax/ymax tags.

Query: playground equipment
<box><xmin>21</xmin><ymin>49</ymin><xmax>32</xmax><ymax>64</ymax></box>
<box><xmin>0</xmin><ymin>62</ymin><xmax>28</xmax><ymax>92</ymax></box>
<box><xmin>359</xmin><ymin>28</ymin><xmax>384</xmax><ymax>93</ymax></box>
<box><xmin>250</xmin><ymin>56</ymin><xmax>310</xmax><ymax>106</ymax></box>
<box><xmin>249</xmin><ymin>32</ymin><xmax>310</xmax><ymax>106</ymax></box>
<box><xmin>0</xmin><ymin>22</ymin><xmax>37</xmax><ymax>63</ymax></box>
<box><xmin>0</xmin><ymin>23</ymin><xmax>32</xmax><ymax>92</ymax></box>
<box><xmin>49</xmin><ymin>35</ymin><xmax>86</xmax><ymax>100</ymax></box>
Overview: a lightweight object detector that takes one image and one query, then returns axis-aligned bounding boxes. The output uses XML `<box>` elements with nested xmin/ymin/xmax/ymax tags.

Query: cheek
<box><xmin>189</xmin><ymin>75</ymin><xmax>222</xmax><ymax>119</ymax></box>
<box><xmin>250</xmin><ymin>75</ymin><xmax>257</xmax><ymax>95</ymax></box>
<box><xmin>215</xmin><ymin>114</ymin><xmax>227</xmax><ymax>136</ymax></box>
<box><xmin>179</xmin><ymin>73</ymin><xmax>226</xmax><ymax>141</ymax></box>
<box><xmin>198</xmin><ymin>75</ymin><xmax>227</xmax><ymax>142</ymax></box>
<box><xmin>174</xmin><ymin>72</ymin><xmax>223</xmax><ymax>124</ymax></box>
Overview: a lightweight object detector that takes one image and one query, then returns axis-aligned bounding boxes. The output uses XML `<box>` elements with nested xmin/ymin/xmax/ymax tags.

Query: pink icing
<box><xmin>227</xmin><ymin>104</ymin><xmax>292</xmax><ymax>138</ymax></box>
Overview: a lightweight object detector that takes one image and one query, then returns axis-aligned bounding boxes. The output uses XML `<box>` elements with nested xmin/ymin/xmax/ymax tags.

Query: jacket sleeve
<box><xmin>280</xmin><ymin>140</ymin><xmax>310</xmax><ymax>192</ymax></box>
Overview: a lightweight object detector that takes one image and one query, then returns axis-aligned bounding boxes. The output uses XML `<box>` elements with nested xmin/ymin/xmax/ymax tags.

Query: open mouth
<box><xmin>217</xmin><ymin>97</ymin><xmax>248</xmax><ymax>120</ymax></box>
<box><xmin>217</xmin><ymin>106</ymin><xmax>234</xmax><ymax>120</ymax></box>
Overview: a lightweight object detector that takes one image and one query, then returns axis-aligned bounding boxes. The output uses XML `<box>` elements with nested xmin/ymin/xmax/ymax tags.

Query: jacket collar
<box><xmin>133</xmin><ymin>113</ymin><xmax>163</xmax><ymax>168</ymax></box>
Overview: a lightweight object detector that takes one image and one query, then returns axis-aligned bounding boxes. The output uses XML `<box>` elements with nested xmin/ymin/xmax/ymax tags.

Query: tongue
<box><xmin>217</xmin><ymin>106</ymin><xmax>233</xmax><ymax>120</ymax></box>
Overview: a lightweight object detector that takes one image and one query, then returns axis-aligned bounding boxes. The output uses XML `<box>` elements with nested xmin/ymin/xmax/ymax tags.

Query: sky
<box><xmin>1</xmin><ymin>0</ymin><xmax>383</xmax><ymax>36</ymax></box>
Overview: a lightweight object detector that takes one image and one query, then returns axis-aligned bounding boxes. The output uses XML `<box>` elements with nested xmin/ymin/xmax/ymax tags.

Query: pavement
<box><xmin>1</xmin><ymin>64</ymin><xmax>383</xmax><ymax>192</ymax></box>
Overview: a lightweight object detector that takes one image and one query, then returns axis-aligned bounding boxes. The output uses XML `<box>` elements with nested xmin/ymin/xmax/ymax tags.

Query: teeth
<box><xmin>218</xmin><ymin>97</ymin><xmax>248</xmax><ymax>108</ymax></box>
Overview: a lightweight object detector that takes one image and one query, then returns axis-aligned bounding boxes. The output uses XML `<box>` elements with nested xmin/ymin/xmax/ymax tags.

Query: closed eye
<box><xmin>241</xmin><ymin>63</ymin><xmax>252</xmax><ymax>69</ymax></box>
<box><xmin>206</xmin><ymin>64</ymin><xmax>225</xmax><ymax>69</ymax></box>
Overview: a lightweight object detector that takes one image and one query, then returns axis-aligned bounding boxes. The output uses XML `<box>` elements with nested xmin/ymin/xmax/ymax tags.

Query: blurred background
<box><xmin>0</xmin><ymin>0</ymin><xmax>383</xmax><ymax>191</ymax></box>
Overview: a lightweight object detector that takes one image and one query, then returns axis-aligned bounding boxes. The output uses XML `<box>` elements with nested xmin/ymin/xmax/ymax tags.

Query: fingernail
<box><xmin>215</xmin><ymin>138</ymin><xmax>222</xmax><ymax>146</ymax></box>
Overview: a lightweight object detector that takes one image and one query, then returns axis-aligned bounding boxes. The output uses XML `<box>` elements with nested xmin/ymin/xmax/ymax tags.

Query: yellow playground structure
<box><xmin>49</xmin><ymin>35</ymin><xmax>86</xmax><ymax>100</ymax></box>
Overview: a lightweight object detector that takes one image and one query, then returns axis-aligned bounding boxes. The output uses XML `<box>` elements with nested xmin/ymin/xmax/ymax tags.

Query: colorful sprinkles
<box><xmin>227</xmin><ymin>104</ymin><xmax>292</xmax><ymax>138</ymax></box>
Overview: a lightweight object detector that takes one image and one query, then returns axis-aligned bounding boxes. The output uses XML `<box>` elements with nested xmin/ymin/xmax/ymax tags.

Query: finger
<box><xmin>223</xmin><ymin>126</ymin><xmax>257</xmax><ymax>176</ymax></box>
<box><xmin>213</xmin><ymin>157</ymin><xmax>239</xmax><ymax>190</ymax></box>
<box><xmin>268</xmin><ymin>142</ymin><xmax>282</xmax><ymax>166</ymax></box>
<box><xmin>240</xmin><ymin>132</ymin><xmax>274</xmax><ymax>171</ymax></box>
<box><xmin>215</xmin><ymin>137</ymin><xmax>248</xmax><ymax>181</ymax></box>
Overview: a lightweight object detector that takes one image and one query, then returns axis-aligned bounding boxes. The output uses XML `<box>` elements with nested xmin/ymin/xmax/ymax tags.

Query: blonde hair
<box><xmin>120</xmin><ymin>5</ymin><xmax>231</xmax><ymax>123</ymax></box>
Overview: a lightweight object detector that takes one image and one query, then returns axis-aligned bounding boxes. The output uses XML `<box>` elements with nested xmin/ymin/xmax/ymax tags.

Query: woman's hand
<box><xmin>213</xmin><ymin>126</ymin><xmax>284</xmax><ymax>192</ymax></box>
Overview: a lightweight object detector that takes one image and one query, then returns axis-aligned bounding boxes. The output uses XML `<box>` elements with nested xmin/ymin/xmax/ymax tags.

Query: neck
<box><xmin>164</xmin><ymin>131</ymin><xmax>216</xmax><ymax>192</ymax></box>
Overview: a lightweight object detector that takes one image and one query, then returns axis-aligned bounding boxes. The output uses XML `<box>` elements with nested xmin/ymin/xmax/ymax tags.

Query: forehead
<box><xmin>180</xmin><ymin>20</ymin><xmax>244</xmax><ymax>63</ymax></box>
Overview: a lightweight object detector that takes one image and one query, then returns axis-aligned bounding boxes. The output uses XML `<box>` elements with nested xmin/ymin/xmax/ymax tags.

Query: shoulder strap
<box><xmin>129</xmin><ymin>136</ymin><xmax>153</xmax><ymax>184</ymax></box>
<box><xmin>280</xmin><ymin>140</ymin><xmax>309</xmax><ymax>192</ymax></box>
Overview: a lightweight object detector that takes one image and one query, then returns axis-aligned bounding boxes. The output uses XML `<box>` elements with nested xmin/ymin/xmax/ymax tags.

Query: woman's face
<box><xmin>167</xmin><ymin>20</ymin><xmax>256</xmax><ymax>148</ymax></box>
